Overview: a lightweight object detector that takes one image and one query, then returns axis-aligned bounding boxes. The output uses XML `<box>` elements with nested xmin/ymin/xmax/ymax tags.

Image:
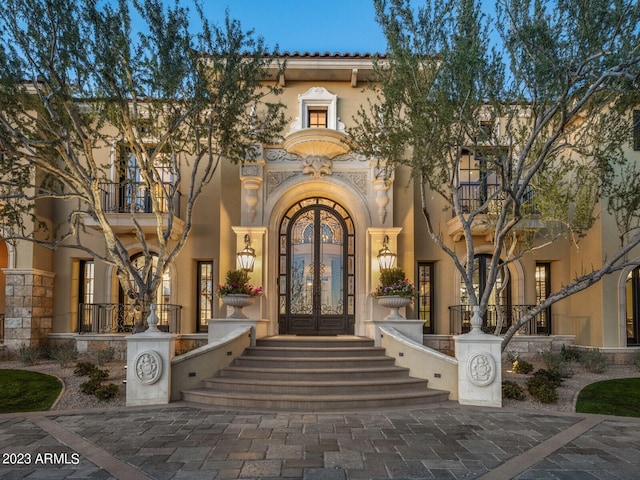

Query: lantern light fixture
<box><xmin>377</xmin><ymin>235</ymin><xmax>397</xmax><ymax>271</ymax></box>
<box><xmin>237</xmin><ymin>234</ymin><xmax>256</xmax><ymax>272</ymax></box>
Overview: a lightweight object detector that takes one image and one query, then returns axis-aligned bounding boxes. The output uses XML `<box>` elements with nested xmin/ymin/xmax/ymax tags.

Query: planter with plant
<box><xmin>217</xmin><ymin>269</ymin><xmax>263</xmax><ymax>318</ymax></box>
<box><xmin>372</xmin><ymin>267</ymin><xmax>416</xmax><ymax>319</ymax></box>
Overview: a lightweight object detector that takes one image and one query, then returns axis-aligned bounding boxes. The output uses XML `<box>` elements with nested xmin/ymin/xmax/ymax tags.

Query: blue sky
<box><xmin>199</xmin><ymin>1</ymin><xmax>387</xmax><ymax>54</ymax></box>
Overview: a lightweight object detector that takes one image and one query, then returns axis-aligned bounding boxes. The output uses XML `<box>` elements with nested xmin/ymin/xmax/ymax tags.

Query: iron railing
<box><xmin>98</xmin><ymin>181</ymin><xmax>181</xmax><ymax>215</ymax></box>
<box><xmin>457</xmin><ymin>184</ymin><xmax>536</xmax><ymax>215</ymax></box>
<box><xmin>449</xmin><ymin>304</ymin><xmax>551</xmax><ymax>335</ymax></box>
<box><xmin>78</xmin><ymin>303</ymin><xmax>182</xmax><ymax>334</ymax></box>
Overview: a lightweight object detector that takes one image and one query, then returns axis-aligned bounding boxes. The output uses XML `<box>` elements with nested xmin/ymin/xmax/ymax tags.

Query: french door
<box><xmin>279</xmin><ymin>198</ymin><xmax>355</xmax><ymax>335</ymax></box>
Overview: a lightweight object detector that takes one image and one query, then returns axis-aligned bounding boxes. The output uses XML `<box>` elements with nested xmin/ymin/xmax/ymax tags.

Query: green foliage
<box><xmin>538</xmin><ymin>351</ymin><xmax>572</xmax><ymax>379</ymax></box>
<box><xmin>216</xmin><ymin>269</ymin><xmax>263</xmax><ymax>297</ymax></box>
<box><xmin>0</xmin><ymin>0</ymin><xmax>285</xmax><ymax>315</ymax></box>
<box><xmin>90</xmin><ymin>347</ymin><xmax>115</xmax><ymax>366</ymax></box>
<box><xmin>580</xmin><ymin>349</ymin><xmax>608</xmax><ymax>374</ymax></box>
<box><xmin>512</xmin><ymin>359</ymin><xmax>533</xmax><ymax>374</ymax></box>
<box><xmin>94</xmin><ymin>383</ymin><xmax>120</xmax><ymax>401</ymax></box>
<box><xmin>351</xmin><ymin>0</ymin><xmax>640</xmax><ymax>352</ymax></box>
<box><xmin>17</xmin><ymin>344</ymin><xmax>41</xmax><ymax>366</ymax></box>
<box><xmin>526</xmin><ymin>370</ymin><xmax>562</xmax><ymax>404</ymax></box>
<box><xmin>48</xmin><ymin>340</ymin><xmax>79</xmax><ymax>368</ymax></box>
<box><xmin>80</xmin><ymin>378</ymin><xmax>102</xmax><ymax>395</ymax></box>
<box><xmin>0</xmin><ymin>369</ymin><xmax>62</xmax><ymax>413</ymax></box>
<box><xmin>373</xmin><ymin>267</ymin><xmax>416</xmax><ymax>297</ymax></box>
<box><xmin>576</xmin><ymin>378</ymin><xmax>640</xmax><ymax>417</ymax></box>
<box><xmin>75</xmin><ymin>361</ymin><xmax>115</xmax><ymax>401</ymax></box>
<box><xmin>74</xmin><ymin>361</ymin><xmax>99</xmax><ymax>377</ymax></box>
<box><xmin>502</xmin><ymin>381</ymin><xmax>526</xmax><ymax>400</ymax></box>
<box><xmin>560</xmin><ymin>344</ymin><xmax>582</xmax><ymax>362</ymax></box>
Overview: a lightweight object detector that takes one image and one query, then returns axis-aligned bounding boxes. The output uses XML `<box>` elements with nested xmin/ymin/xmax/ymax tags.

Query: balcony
<box><xmin>447</xmin><ymin>184</ymin><xmax>542</xmax><ymax>241</ymax></box>
<box><xmin>78</xmin><ymin>303</ymin><xmax>182</xmax><ymax>334</ymax></box>
<box><xmin>83</xmin><ymin>181</ymin><xmax>185</xmax><ymax>238</ymax></box>
<box><xmin>449</xmin><ymin>304</ymin><xmax>551</xmax><ymax>335</ymax></box>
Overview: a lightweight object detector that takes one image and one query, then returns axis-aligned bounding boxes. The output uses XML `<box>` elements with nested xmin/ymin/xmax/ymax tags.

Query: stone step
<box><xmin>255</xmin><ymin>336</ymin><xmax>375</xmax><ymax>349</ymax></box>
<box><xmin>202</xmin><ymin>376</ymin><xmax>428</xmax><ymax>395</ymax></box>
<box><xmin>217</xmin><ymin>365</ymin><xmax>411</xmax><ymax>381</ymax></box>
<box><xmin>232</xmin><ymin>355</ymin><xmax>395</xmax><ymax>369</ymax></box>
<box><xmin>181</xmin><ymin>335</ymin><xmax>450</xmax><ymax>411</ymax></box>
<box><xmin>181</xmin><ymin>387</ymin><xmax>450</xmax><ymax>411</ymax></box>
<box><xmin>243</xmin><ymin>345</ymin><xmax>387</xmax><ymax>358</ymax></box>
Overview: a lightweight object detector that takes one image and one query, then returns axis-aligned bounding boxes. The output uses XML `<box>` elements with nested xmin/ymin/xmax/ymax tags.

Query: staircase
<box><xmin>181</xmin><ymin>336</ymin><xmax>450</xmax><ymax>410</ymax></box>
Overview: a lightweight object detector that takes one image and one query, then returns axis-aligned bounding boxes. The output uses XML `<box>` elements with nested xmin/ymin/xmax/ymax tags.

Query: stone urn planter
<box><xmin>376</xmin><ymin>295</ymin><xmax>411</xmax><ymax>320</ymax></box>
<box><xmin>221</xmin><ymin>294</ymin><xmax>256</xmax><ymax>319</ymax></box>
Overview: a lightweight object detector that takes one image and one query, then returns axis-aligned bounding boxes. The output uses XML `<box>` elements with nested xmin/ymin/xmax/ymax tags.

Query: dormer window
<box><xmin>308</xmin><ymin>108</ymin><xmax>328</xmax><ymax>128</ymax></box>
<box><xmin>288</xmin><ymin>86</ymin><xmax>345</xmax><ymax>133</ymax></box>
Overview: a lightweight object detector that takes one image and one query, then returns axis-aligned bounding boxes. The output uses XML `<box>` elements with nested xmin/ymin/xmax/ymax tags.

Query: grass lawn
<box><xmin>0</xmin><ymin>369</ymin><xmax>63</xmax><ymax>413</ymax></box>
<box><xmin>576</xmin><ymin>377</ymin><xmax>640</xmax><ymax>417</ymax></box>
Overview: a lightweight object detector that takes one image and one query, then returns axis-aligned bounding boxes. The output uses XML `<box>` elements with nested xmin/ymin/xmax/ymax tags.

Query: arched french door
<box><xmin>278</xmin><ymin>198</ymin><xmax>355</xmax><ymax>335</ymax></box>
<box><xmin>460</xmin><ymin>254</ymin><xmax>511</xmax><ymax>333</ymax></box>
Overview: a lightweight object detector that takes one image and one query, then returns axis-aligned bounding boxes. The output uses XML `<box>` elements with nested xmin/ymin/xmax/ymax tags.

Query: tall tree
<box><xmin>350</xmin><ymin>0</ymin><xmax>640</xmax><ymax>350</ymax></box>
<box><xmin>0</xmin><ymin>0</ymin><xmax>286</xmax><ymax>329</ymax></box>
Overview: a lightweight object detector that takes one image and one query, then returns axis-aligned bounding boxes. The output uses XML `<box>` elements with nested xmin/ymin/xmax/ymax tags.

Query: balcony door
<box><xmin>279</xmin><ymin>198</ymin><xmax>355</xmax><ymax>335</ymax></box>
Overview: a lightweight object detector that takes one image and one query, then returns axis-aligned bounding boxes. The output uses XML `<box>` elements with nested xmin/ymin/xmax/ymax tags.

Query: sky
<box><xmin>198</xmin><ymin>1</ymin><xmax>388</xmax><ymax>54</ymax></box>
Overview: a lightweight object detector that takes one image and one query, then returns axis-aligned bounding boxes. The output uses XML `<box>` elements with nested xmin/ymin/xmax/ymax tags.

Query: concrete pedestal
<box><xmin>454</xmin><ymin>328</ymin><xmax>502</xmax><ymax>407</ymax></box>
<box><xmin>125</xmin><ymin>331</ymin><xmax>175</xmax><ymax>407</ymax></box>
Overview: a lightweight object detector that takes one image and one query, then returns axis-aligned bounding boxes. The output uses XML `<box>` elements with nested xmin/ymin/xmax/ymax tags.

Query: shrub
<box><xmin>89</xmin><ymin>368</ymin><xmax>110</xmax><ymax>382</ymax></box>
<box><xmin>532</xmin><ymin>368</ymin><xmax>564</xmax><ymax>388</ymax></box>
<box><xmin>79</xmin><ymin>378</ymin><xmax>102</xmax><ymax>395</ymax></box>
<box><xmin>48</xmin><ymin>340</ymin><xmax>78</xmax><ymax>368</ymax></box>
<box><xmin>512</xmin><ymin>359</ymin><xmax>534</xmax><ymax>374</ymax></box>
<box><xmin>502</xmin><ymin>381</ymin><xmax>526</xmax><ymax>400</ymax></box>
<box><xmin>526</xmin><ymin>373</ymin><xmax>559</xmax><ymax>404</ymax></box>
<box><xmin>18</xmin><ymin>344</ymin><xmax>41</xmax><ymax>366</ymax></box>
<box><xmin>527</xmin><ymin>380</ymin><xmax>558</xmax><ymax>404</ymax></box>
<box><xmin>74</xmin><ymin>361</ymin><xmax>99</xmax><ymax>377</ymax></box>
<box><xmin>538</xmin><ymin>351</ymin><xmax>572</xmax><ymax>379</ymax></box>
<box><xmin>580</xmin><ymin>349</ymin><xmax>608</xmax><ymax>374</ymax></box>
<box><xmin>90</xmin><ymin>347</ymin><xmax>115</xmax><ymax>366</ymax></box>
<box><xmin>94</xmin><ymin>383</ymin><xmax>119</xmax><ymax>401</ymax></box>
<box><xmin>561</xmin><ymin>344</ymin><xmax>582</xmax><ymax>362</ymax></box>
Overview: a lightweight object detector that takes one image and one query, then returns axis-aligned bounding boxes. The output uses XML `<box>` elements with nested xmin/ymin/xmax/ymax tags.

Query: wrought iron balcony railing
<box><xmin>449</xmin><ymin>304</ymin><xmax>551</xmax><ymax>335</ymax></box>
<box><xmin>457</xmin><ymin>183</ymin><xmax>536</xmax><ymax>215</ymax></box>
<box><xmin>98</xmin><ymin>181</ymin><xmax>181</xmax><ymax>215</ymax></box>
<box><xmin>78</xmin><ymin>303</ymin><xmax>182</xmax><ymax>334</ymax></box>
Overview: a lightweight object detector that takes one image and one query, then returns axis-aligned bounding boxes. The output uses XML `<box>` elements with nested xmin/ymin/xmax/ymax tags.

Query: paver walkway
<box><xmin>1</xmin><ymin>401</ymin><xmax>639</xmax><ymax>479</ymax></box>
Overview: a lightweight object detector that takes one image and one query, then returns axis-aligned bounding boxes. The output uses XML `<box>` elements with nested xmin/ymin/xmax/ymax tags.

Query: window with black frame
<box><xmin>417</xmin><ymin>262</ymin><xmax>434</xmax><ymax>334</ymax></box>
<box><xmin>197</xmin><ymin>261</ymin><xmax>214</xmax><ymax>332</ymax></box>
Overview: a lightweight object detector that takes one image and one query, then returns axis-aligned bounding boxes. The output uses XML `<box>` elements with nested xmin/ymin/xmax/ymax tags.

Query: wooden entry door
<box><xmin>279</xmin><ymin>198</ymin><xmax>355</xmax><ymax>335</ymax></box>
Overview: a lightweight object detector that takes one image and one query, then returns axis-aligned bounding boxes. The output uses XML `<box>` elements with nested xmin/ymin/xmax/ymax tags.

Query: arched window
<box><xmin>460</xmin><ymin>254</ymin><xmax>511</xmax><ymax>333</ymax></box>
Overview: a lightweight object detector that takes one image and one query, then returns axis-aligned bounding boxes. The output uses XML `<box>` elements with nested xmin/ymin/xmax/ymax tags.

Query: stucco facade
<box><xmin>2</xmin><ymin>53</ymin><xmax>640</xmax><ymax>356</ymax></box>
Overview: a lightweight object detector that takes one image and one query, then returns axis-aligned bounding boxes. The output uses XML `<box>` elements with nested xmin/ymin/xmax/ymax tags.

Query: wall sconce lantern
<box><xmin>237</xmin><ymin>234</ymin><xmax>256</xmax><ymax>272</ymax></box>
<box><xmin>377</xmin><ymin>235</ymin><xmax>397</xmax><ymax>271</ymax></box>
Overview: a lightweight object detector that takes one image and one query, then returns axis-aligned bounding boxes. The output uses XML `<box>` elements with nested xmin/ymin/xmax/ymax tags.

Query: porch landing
<box><xmin>181</xmin><ymin>335</ymin><xmax>450</xmax><ymax>410</ymax></box>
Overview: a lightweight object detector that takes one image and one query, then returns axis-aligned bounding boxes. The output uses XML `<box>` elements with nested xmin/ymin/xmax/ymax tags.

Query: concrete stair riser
<box><xmin>232</xmin><ymin>355</ymin><xmax>395</xmax><ymax>369</ymax></box>
<box><xmin>201</xmin><ymin>377</ymin><xmax>429</xmax><ymax>395</ymax></box>
<box><xmin>181</xmin><ymin>336</ymin><xmax>450</xmax><ymax>410</ymax></box>
<box><xmin>243</xmin><ymin>346</ymin><xmax>387</xmax><ymax>358</ymax></box>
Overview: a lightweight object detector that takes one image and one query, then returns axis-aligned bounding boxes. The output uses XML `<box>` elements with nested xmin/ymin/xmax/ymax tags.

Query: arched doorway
<box><xmin>460</xmin><ymin>254</ymin><xmax>511</xmax><ymax>333</ymax></box>
<box><xmin>278</xmin><ymin>198</ymin><xmax>355</xmax><ymax>335</ymax></box>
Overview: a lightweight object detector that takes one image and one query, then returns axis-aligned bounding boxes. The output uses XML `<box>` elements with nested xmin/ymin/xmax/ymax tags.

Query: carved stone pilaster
<box><xmin>240</xmin><ymin>162</ymin><xmax>264</xmax><ymax>224</ymax></box>
<box><xmin>373</xmin><ymin>178</ymin><xmax>392</xmax><ymax>224</ymax></box>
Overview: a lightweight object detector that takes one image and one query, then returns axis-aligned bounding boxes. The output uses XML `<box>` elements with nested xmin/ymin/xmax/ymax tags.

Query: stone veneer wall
<box><xmin>3</xmin><ymin>268</ymin><xmax>55</xmax><ymax>352</ymax></box>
